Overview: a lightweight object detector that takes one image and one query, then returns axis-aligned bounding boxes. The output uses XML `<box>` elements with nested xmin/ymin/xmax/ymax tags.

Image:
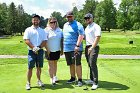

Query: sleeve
<box><xmin>61</xmin><ymin>31</ymin><xmax>63</xmax><ymax>38</ymax></box>
<box><xmin>77</xmin><ymin>22</ymin><xmax>85</xmax><ymax>35</ymax></box>
<box><xmin>95</xmin><ymin>25</ymin><xmax>101</xmax><ymax>37</ymax></box>
<box><xmin>59</xmin><ymin>28</ymin><xmax>63</xmax><ymax>38</ymax></box>
<box><xmin>23</xmin><ymin>28</ymin><xmax>30</xmax><ymax>40</ymax></box>
<box><xmin>44</xmin><ymin>29</ymin><xmax>48</xmax><ymax>41</ymax></box>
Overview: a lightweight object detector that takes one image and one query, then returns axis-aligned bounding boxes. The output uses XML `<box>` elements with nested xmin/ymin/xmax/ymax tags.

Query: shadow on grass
<box><xmin>31</xmin><ymin>80</ymin><xmax>129</xmax><ymax>90</ymax></box>
<box><xmin>31</xmin><ymin>80</ymin><xmax>74</xmax><ymax>90</ymax></box>
<box><xmin>98</xmin><ymin>81</ymin><xmax>129</xmax><ymax>90</ymax></box>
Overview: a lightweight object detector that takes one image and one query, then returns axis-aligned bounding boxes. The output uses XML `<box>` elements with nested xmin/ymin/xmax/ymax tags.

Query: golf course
<box><xmin>0</xmin><ymin>30</ymin><xmax>140</xmax><ymax>93</ymax></box>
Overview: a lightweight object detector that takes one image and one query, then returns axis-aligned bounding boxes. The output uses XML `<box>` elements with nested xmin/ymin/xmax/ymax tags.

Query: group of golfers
<box><xmin>23</xmin><ymin>11</ymin><xmax>101</xmax><ymax>90</ymax></box>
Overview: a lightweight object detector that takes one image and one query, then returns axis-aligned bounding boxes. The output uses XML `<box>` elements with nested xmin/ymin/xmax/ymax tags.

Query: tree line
<box><xmin>0</xmin><ymin>0</ymin><xmax>140</xmax><ymax>35</ymax></box>
<box><xmin>0</xmin><ymin>2</ymin><xmax>47</xmax><ymax>35</ymax></box>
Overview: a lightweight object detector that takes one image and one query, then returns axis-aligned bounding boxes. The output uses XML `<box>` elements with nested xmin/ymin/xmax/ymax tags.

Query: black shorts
<box><xmin>45</xmin><ymin>51</ymin><xmax>60</xmax><ymax>60</ymax></box>
<box><xmin>64</xmin><ymin>51</ymin><xmax>82</xmax><ymax>66</ymax></box>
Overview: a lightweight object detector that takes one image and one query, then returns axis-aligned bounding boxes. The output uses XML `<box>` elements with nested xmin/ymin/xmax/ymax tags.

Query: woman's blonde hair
<box><xmin>47</xmin><ymin>17</ymin><xmax>59</xmax><ymax>28</ymax></box>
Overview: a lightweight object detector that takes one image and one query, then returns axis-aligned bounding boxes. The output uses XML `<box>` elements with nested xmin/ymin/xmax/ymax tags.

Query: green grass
<box><xmin>0</xmin><ymin>36</ymin><xmax>27</xmax><ymax>55</ymax></box>
<box><xmin>0</xmin><ymin>58</ymin><xmax>140</xmax><ymax>93</ymax></box>
<box><xmin>99</xmin><ymin>30</ymin><xmax>140</xmax><ymax>54</ymax></box>
<box><xmin>0</xmin><ymin>30</ymin><xmax>140</xmax><ymax>55</ymax></box>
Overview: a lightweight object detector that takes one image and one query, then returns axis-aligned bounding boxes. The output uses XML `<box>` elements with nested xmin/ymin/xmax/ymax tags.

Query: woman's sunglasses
<box><xmin>50</xmin><ymin>21</ymin><xmax>56</xmax><ymax>24</ymax></box>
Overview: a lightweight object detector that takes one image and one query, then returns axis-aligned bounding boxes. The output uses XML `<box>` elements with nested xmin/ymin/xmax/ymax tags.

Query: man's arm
<box><xmin>76</xmin><ymin>35</ymin><xmax>84</xmax><ymax>46</ymax></box>
<box><xmin>88</xmin><ymin>36</ymin><xmax>101</xmax><ymax>54</ymax></box>
<box><xmin>91</xmin><ymin>36</ymin><xmax>101</xmax><ymax>48</ymax></box>
<box><xmin>75</xmin><ymin>35</ymin><xmax>84</xmax><ymax>53</ymax></box>
<box><xmin>60</xmin><ymin>38</ymin><xmax>63</xmax><ymax>55</ymax></box>
<box><xmin>24</xmin><ymin>39</ymin><xmax>34</xmax><ymax>49</ymax></box>
<box><xmin>38</xmin><ymin>40</ymin><xmax>47</xmax><ymax>48</ymax></box>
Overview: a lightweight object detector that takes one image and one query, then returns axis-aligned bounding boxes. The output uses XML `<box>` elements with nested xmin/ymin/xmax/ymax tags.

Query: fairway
<box><xmin>0</xmin><ymin>30</ymin><xmax>140</xmax><ymax>55</ymax></box>
<box><xmin>0</xmin><ymin>58</ymin><xmax>139</xmax><ymax>93</ymax></box>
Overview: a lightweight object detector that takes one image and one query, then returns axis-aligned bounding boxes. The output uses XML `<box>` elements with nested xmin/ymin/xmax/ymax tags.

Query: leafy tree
<box><xmin>95</xmin><ymin>0</ymin><xmax>116</xmax><ymax>32</ymax></box>
<box><xmin>128</xmin><ymin>0</ymin><xmax>140</xmax><ymax>30</ymax></box>
<box><xmin>83</xmin><ymin>0</ymin><xmax>98</xmax><ymax>14</ymax></box>
<box><xmin>40</xmin><ymin>16</ymin><xmax>47</xmax><ymax>29</ymax></box>
<box><xmin>0</xmin><ymin>3</ymin><xmax>8</xmax><ymax>35</ymax></box>
<box><xmin>6</xmin><ymin>2</ymin><xmax>18</xmax><ymax>35</ymax></box>
<box><xmin>16</xmin><ymin>4</ymin><xmax>25</xmax><ymax>35</ymax></box>
<box><xmin>116</xmin><ymin>0</ymin><xmax>132</xmax><ymax>31</ymax></box>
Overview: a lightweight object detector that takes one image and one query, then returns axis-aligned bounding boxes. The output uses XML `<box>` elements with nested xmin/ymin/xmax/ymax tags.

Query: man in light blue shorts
<box><xmin>23</xmin><ymin>14</ymin><xmax>47</xmax><ymax>90</ymax></box>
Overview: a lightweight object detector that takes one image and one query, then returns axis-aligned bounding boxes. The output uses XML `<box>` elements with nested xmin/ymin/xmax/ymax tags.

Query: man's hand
<box><xmin>60</xmin><ymin>50</ymin><xmax>63</xmax><ymax>55</ymax></box>
<box><xmin>88</xmin><ymin>46</ymin><xmax>93</xmax><ymax>55</ymax></box>
<box><xmin>33</xmin><ymin>46</ymin><xmax>40</xmax><ymax>54</ymax></box>
<box><xmin>74</xmin><ymin>46</ymin><xmax>79</xmax><ymax>54</ymax></box>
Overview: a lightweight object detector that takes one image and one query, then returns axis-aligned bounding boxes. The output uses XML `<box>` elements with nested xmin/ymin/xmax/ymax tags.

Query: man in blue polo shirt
<box><xmin>63</xmin><ymin>11</ymin><xmax>84</xmax><ymax>87</ymax></box>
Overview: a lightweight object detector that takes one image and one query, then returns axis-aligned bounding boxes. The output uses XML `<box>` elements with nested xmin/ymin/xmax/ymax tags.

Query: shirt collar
<box><xmin>31</xmin><ymin>25</ymin><xmax>40</xmax><ymax>29</ymax></box>
<box><xmin>68</xmin><ymin>20</ymin><xmax>76</xmax><ymax>25</ymax></box>
<box><xmin>88</xmin><ymin>22</ymin><xmax>94</xmax><ymax>27</ymax></box>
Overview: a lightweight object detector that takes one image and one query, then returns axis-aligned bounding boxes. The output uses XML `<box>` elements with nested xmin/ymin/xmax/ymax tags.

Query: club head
<box><xmin>51</xmin><ymin>83</ymin><xmax>56</xmax><ymax>87</ymax></box>
<box><xmin>40</xmin><ymin>87</ymin><xmax>45</xmax><ymax>90</ymax></box>
<box><xmin>83</xmin><ymin>88</ymin><xmax>88</xmax><ymax>90</ymax></box>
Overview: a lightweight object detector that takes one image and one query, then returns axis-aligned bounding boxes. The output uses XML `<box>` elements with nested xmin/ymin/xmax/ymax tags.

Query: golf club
<box><xmin>83</xmin><ymin>47</ymin><xmax>92</xmax><ymax>90</ymax></box>
<box><xmin>83</xmin><ymin>63</ymin><xmax>89</xmax><ymax>90</ymax></box>
<box><xmin>72</xmin><ymin>52</ymin><xmax>79</xmax><ymax>87</ymax></box>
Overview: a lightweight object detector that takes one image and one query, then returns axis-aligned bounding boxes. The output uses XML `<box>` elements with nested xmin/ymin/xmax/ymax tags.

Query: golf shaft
<box><xmin>75</xmin><ymin>54</ymin><xmax>77</xmax><ymax>86</ymax></box>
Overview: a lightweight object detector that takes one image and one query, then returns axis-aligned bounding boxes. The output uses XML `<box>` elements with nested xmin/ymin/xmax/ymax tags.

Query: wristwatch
<box><xmin>37</xmin><ymin>46</ymin><xmax>41</xmax><ymax>48</ymax></box>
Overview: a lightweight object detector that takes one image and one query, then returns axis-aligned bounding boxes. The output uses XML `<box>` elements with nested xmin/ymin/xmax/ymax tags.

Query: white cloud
<box><xmin>0</xmin><ymin>0</ymin><xmax>85</xmax><ymax>18</ymax></box>
<box><xmin>0</xmin><ymin>0</ymin><xmax>121</xmax><ymax>18</ymax></box>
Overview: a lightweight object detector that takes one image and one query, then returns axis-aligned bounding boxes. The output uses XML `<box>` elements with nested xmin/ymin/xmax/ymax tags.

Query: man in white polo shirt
<box><xmin>23</xmin><ymin>14</ymin><xmax>47</xmax><ymax>90</ymax></box>
<box><xmin>84</xmin><ymin>13</ymin><xmax>101</xmax><ymax>90</ymax></box>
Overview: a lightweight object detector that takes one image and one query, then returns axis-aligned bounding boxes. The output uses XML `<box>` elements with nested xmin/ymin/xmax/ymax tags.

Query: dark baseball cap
<box><xmin>66</xmin><ymin>11</ymin><xmax>74</xmax><ymax>16</ymax></box>
<box><xmin>32</xmin><ymin>14</ymin><xmax>40</xmax><ymax>19</ymax></box>
<box><xmin>84</xmin><ymin>13</ymin><xmax>93</xmax><ymax>19</ymax></box>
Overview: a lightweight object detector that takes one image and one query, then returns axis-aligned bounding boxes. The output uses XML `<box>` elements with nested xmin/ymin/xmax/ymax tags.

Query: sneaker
<box><xmin>26</xmin><ymin>82</ymin><xmax>31</xmax><ymax>90</ymax></box>
<box><xmin>91</xmin><ymin>83</ymin><xmax>98</xmax><ymax>90</ymax></box>
<box><xmin>53</xmin><ymin>76</ymin><xmax>59</xmax><ymax>82</ymax></box>
<box><xmin>37</xmin><ymin>80</ymin><xmax>44</xmax><ymax>87</ymax></box>
<box><xmin>50</xmin><ymin>78</ymin><xmax>56</xmax><ymax>85</ymax></box>
<box><xmin>85</xmin><ymin>80</ymin><xmax>94</xmax><ymax>85</ymax></box>
<box><xmin>66</xmin><ymin>77</ymin><xmax>75</xmax><ymax>84</ymax></box>
<box><xmin>76</xmin><ymin>81</ymin><xmax>83</xmax><ymax>87</ymax></box>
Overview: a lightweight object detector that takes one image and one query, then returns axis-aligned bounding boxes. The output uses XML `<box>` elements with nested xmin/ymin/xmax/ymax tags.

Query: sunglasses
<box><xmin>50</xmin><ymin>21</ymin><xmax>56</xmax><ymax>24</ymax></box>
<box><xmin>66</xmin><ymin>16</ymin><xmax>73</xmax><ymax>18</ymax></box>
<box><xmin>84</xmin><ymin>17</ymin><xmax>90</xmax><ymax>20</ymax></box>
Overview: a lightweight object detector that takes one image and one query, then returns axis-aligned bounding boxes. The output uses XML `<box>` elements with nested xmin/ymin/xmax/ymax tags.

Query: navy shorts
<box><xmin>64</xmin><ymin>51</ymin><xmax>82</xmax><ymax>66</ymax></box>
<box><xmin>28</xmin><ymin>49</ymin><xmax>44</xmax><ymax>69</ymax></box>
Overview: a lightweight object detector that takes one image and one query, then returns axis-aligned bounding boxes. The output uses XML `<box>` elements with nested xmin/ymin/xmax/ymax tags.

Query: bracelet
<box><xmin>76</xmin><ymin>45</ymin><xmax>80</xmax><ymax>47</ymax></box>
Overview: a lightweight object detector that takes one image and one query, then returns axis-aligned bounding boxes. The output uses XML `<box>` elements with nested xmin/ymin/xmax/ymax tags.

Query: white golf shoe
<box><xmin>76</xmin><ymin>81</ymin><xmax>83</xmax><ymax>87</ymax></box>
<box><xmin>53</xmin><ymin>76</ymin><xmax>59</xmax><ymax>82</ymax></box>
<box><xmin>26</xmin><ymin>82</ymin><xmax>31</xmax><ymax>90</ymax></box>
<box><xmin>50</xmin><ymin>78</ymin><xmax>56</xmax><ymax>85</ymax></box>
<box><xmin>85</xmin><ymin>80</ymin><xmax>94</xmax><ymax>85</ymax></box>
<box><xmin>91</xmin><ymin>83</ymin><xmax>98</xmax><ymax>90</ymax></box>
<box><xmin>37</xmin><ymin>80</ymin><xmax>44</xmax><ymax>87</ymax></box>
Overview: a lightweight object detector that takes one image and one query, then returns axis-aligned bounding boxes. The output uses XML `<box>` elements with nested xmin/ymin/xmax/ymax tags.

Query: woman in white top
<box><xmin>45</xmin><ymin>17</ymin><xmax>63</xmax><ymax>85</ymax></box>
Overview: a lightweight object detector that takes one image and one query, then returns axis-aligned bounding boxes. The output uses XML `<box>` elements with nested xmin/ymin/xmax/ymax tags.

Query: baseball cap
<box><xmin>32</xmin><ymin>14</ymin><xmax>40</xmax><ymax>19</ymax></box>
<box><xmin>84</xmin><ymin>13</ymin><xmax>93</xmax><ymax>19</ymax></box>
<box><xmin>66</xmin><ymin>11</ymin><xmax>74</xmax><ymax>16</ymax></box>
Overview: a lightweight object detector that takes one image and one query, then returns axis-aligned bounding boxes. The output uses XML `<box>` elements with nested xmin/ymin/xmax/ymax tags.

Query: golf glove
<box><xmin>33</xmin><ymin>46</ymin><xmax>40</xmax><ymax>53</ymax></box>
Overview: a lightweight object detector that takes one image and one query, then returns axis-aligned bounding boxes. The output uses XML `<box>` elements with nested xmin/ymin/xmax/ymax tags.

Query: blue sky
<box><xmin>0</xmin><ymin>0</ymin><xmax>121</xmax><ymax>18</ymax></box>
